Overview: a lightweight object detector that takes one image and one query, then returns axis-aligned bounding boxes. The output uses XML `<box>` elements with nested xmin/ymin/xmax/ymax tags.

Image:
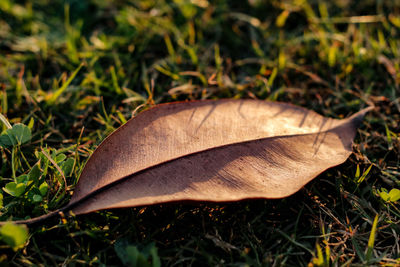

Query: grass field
<box><xmin>0</xmin><ymin>0</ymin><xmax>399</xmax><ymax>266</ymax></box>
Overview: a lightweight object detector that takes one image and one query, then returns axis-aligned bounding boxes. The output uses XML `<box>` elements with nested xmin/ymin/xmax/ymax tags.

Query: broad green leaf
<box><xmin>16</xmin><ymin>174</ymin><xmax>29</xmax><ymax>184</ymax></box>
<box><xmin>12</xmin><ymin>124</ymin><xmax>31</xmax><ymax>145</ymax></box>
<box><xmin>61</xmin><ymin>158</ymin><xmax>74</xmax><ymax>177</ymax></box>
<box><xmin>379</xmin><ymin>191</ymin><xmax>390</xmax><ymax>202</ymax></box>
<box><xmin>124</xmin><ymin>244</ymin><xmax>160</xmax><ymax>267</ymax></box>
<box><xmin>3</xmin><ymin>182</ymin><xmax>26</xmax><ymax>197</ymax></box>
<box><xmin>55</xmin><ymin>153</ymin><xmax>67</xmax><ymax>163</ymax></box>
<box><xmin>0</xmin><ymin>193</ymin><xmax>3</xmax><ymax>208</ymax></box>
<box><xmin>149</xmin><ymin>245</ymin><xmax>161</xmax><ymax>267</ymax></box>
<box><xmin>388</xmin><ymin>189</ymin><xmax>400</xmax><ymax>202</ymax></box>
<box><xmin>378</xmin><ymin>188</ymin><xmax>390</xmax><ymax>202</ymax></box>
<box><xmin>114</xmin><ymin>239</ymin><xmax>132</xmax><ymax>266</ymax></box>
<box><xmin>32</xmin><ymin>194</ymin><xmax>42</xmax><ymax>202</ymax></box>
<box><xmin>126</xmin><ymin>246</ymin><xmax>149</xmax><ymax>267</ymax></box>
<box><xmin>39</xmin><ymin>182</ymin><xmax>48</xmax><ymax>196</ymax></box>
<box><xmin>115</xmin><ymin>240</ymin><xmax>160</xmax><ymax>267</ymax></box>
<box><xmin>0</xmin><ymin>223</ymin><xmax>28</xmax><ymax>251</ymax></box>
<box><xmin>0</xmin><ymin>133</ymin><xmax>15</xmax><ymax>147</ymax></box>
<box><xmin>378</xmin><ymin>188</ymin><xmax>400</xmax><ymax>202</ymax></box>
<box><xmin>0</xmin><ymin>123</ymin><xmax>31</xmax><ymax>147</ymax></box>
<box><xmin>28</xmin><ymin>164</ymin><xmax>42</xmax><ymax>181</ymax></box>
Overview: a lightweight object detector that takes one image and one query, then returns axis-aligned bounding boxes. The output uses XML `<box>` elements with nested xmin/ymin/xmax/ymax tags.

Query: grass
<box><xmin>0</xmin><ymin>0</ymin><xmax>399</xmax><ymax>265</ymax></box>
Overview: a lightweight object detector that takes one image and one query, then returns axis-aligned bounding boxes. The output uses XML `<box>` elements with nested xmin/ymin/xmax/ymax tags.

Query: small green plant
<box><xmin>354</xmin><ymin>164</ymin><xmax>373</xmax><ymax>184</ymax></box>
<box><xmin>0</xmin><ymin>117</ymin><xmax>74</xmax><ymax>218</ymax></box>
<box><xmin>378</xmin><ymin>188</ymin><xmax>400</xmax><ymax>203</ymax></box>
<box><xmin>2</xmin><ymin>164</ymin><xmax>48</xmax><ymax>201</ymax></box>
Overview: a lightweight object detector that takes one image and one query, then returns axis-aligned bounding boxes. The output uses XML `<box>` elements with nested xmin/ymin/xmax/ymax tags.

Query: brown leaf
<box><xmin>68</xmin><ymin>99</ymin><xmax>371</xmax><ymax>215</ymax></box>
<box><xmin>5</xmin><ymin>99</ymin><xmax>372</xmax><ymax>225</ymax></box>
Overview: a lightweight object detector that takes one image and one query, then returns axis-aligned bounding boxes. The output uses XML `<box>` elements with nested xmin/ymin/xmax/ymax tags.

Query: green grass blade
<box><xmin>357</xmin><ymin>164</ymin><xmax>373</xmax><ymax>184</ymax></box>
<box><xmin>47</xmin><ymin>63</ymin><xmax>84</xmax><ymax>105</ymax></box>
<box><xmin>355</xmin><ymin>164</ymin><xmax>360</xmax><ymax>179</ymax></box>
<box><xmin>366</xmin><ymin>214</ymin><xmax>379</xmax><ymax>262</ymax></box>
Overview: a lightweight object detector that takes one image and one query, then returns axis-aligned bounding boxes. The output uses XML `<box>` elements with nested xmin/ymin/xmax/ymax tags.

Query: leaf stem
<box><xmin>0</xmin><ymin>208</ymin><xmax>62</xmax><ymax>226</ymax></box>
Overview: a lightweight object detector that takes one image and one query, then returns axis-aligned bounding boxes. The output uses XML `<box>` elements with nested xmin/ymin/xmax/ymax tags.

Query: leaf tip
<box><xmin>347</xmin><ymin>106</ymin><xmax>373</xmax><ymax>128</ymax></box>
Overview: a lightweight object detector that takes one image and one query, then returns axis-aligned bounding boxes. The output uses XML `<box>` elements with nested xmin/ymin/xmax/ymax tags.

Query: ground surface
<box><xmin>0</xmin><ymin>0</ymin><xmax>399</xmax><ymax>266</ymax></box>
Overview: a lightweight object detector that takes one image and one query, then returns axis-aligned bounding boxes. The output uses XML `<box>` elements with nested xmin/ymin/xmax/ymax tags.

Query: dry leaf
<box><xmin>7</xmin><ymin>99</ymin><xmax>372</xmax><ymax>224</ymax></box>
